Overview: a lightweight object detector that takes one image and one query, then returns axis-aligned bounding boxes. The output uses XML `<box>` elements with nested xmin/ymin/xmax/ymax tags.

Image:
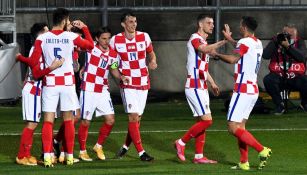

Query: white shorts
<box><xmin>227</xmin><ymin>93</ymin><xmax>258</xmax><ymax>122</ymax></box>
<box><xmin>22</xmin><ymin>89</ymin><xmax>41</xmax><ymax>122</ymax></box>
<box><xmin>185</xmin><ymin>88</ymin><xmax>211</xmax><ymax>117</ymax></box>
<box><xmin>54</xmin><ymin>100</ymin><xmax>80</xmax><ymax>119</ymax></box>
<box><xmin>42</xmin><ymin>86</ymin><xmax>79</xmax><ymax>112</ymax></box>
<box><xmin>80</xmin><ymin>90</ymin><xmax>114</xmax><ymax>120</ymax></box>
<box><xmin>120</xmin><ymin>88</ymin><xmax>148</xmax><ymax>116</ymax></box>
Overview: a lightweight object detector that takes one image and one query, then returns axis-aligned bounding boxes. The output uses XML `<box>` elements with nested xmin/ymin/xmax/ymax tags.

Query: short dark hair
<box><xmin>120</xmin><ymin>10</ymin><xmax>136</xmax><ymax>23</ymax></box>
<box><xmin>95</xmin><ymin>27</ymin><xmax>111</xmax><ymax>38</ymax></box>
<box><xmin>241</xmin><ymin>16</ymin><xmax>258</xmax><ymax>32</ymax></box>
<box><xmin>30</xmin><ymin>22</ymin><xmax>48</xmax><ymax>39</ymax></box>
<box><xmin>71</xmin><ymin>26</ymin><xmax>83</xmax><ymax>35</ymax></box>
<box><xmin>197</xmin><ymin>14</ymin><xmax>212</xmax><ymax>25</ymax></box>
<box><xmin>53</xmin><ymin>8</ymin><xmax>70</xmax><ymax>26</ymax></box>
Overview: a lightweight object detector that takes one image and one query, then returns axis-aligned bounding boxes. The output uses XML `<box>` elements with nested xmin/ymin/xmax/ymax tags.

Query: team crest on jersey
<box><xmin>85</xmin><ymin>111</ymin><xmax>91</xmax><ymax>117</ymax></box>
<box><xmin>140</xmin><ymin>43</ymin><xmax>143</xmax><ymax>49</ymax></box>
<box><xmin>128</xmin><ymin>104</ymin><xmax>132</xmax><ymax>109</ymax></box>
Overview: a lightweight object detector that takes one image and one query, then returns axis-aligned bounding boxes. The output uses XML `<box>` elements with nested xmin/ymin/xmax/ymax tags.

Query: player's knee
<box><xmin>26</xmin><ymin>122</ymin><xmax>38</xmax><ymax>129</ymax></box>
<box><xmin>105</xmin><ymin>117</ymin><xmax>115</xmax><ymax>125</ymax></box>
<box><xmin>81</xmin><ymin>119</ymin><xmax>90</xmax><ymax>126</ymax></box>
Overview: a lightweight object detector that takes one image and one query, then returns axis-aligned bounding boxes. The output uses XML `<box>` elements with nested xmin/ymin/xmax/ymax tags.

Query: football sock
<box><xmin>182</xmin><ymin>120</ymin><xmax>212</xmax><ymax>143</ymax></box>
<box><xmin>238</xmin><ymin>138</ymin><xmax>249</xmax><ymax>163</ymax></box>
<box><xmin>78</xmin><ymin>122</ymin><xmax>89</xmax><ymax>151</ymax></box>
<box><xmin>195</xmin><ymin>132</ymin><xmax>205</xmax><ymax>155</ymax></box>
<box><xmin>64</xmin><ymin>120</ymin><xmax>75</xmax><ymax>154</ymax></box>
<box><xmin>234</xmin><ymin>128</ymin><xmax>263</xmax><ymax>152</ymax></box>
<box><xmin>17</xmin><ymin>127</ymin><xmax>34</xmax><ymax>158</ymax></box>
<box><xmin>128</xmin><ymin>122</ymin><xmax>144</xmax><ymax>153</ymax></box>
<box><xmin>55</xmin><ymin>122</ymin><xmax>65</xmax><ymax>143</ymax></box>
<box><xmin>97</xmin><ymin>123</ymin><xmax>113</xmax><ymax>145</ymax></box>
<box><xmin>42</xmin><ymin>121</ymin><xmax>53</xmax><ymax>154</ymax></box>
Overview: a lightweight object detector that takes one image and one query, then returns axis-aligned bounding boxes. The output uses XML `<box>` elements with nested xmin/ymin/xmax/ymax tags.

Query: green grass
<box><xmin>0</xmin><ymin>99</ymin><xmax>307</xmax><ymax>175</ymax></box>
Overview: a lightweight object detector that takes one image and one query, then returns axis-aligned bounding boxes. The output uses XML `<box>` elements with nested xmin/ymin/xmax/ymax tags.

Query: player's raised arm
<box><xmin>223</xmin><ymin>24</ymin><xmax>237</xmax><ymax>47</ymax></box>
<box><xmin>72</xmin><ymin>20</ymin><xmax>94</xmax><ymax>51</ymax></box>
<box><xmin>198</xmin><ymin>39</ymin><xmax>227</xmax><ymax>53</ymax></box>
<box><xmin>210</xmin><ymin>49</ymin><xmax>241</xmax><ymax>64</ymax></box>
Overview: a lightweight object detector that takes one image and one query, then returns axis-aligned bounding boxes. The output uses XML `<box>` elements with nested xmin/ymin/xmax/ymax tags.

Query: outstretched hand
<box><xmin>222</xmin><ymin>24</ymin><xmax>233</xmax><ymax>41</ymax></box>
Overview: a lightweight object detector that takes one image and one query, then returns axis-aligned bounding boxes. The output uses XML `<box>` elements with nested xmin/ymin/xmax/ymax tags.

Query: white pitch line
<box><xmin>0</xmin><ymin>128</ymin><xmax>307</xmax><ymax>136</ymax></box>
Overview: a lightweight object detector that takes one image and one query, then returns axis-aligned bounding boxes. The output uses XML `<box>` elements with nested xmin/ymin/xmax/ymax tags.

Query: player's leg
<box><xmin>227</xmin><ymin>93</ymin><xmax>272</xmax><ymax>170</ymax></box>
<box><xmin>94</xmin><ymin>114</ymin><xmax>114</xmax><ymax>160</ymax></box>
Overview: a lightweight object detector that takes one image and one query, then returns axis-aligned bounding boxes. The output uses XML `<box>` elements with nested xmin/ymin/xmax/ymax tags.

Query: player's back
<box><xmin>235</xmin><ymin>37</ymin><xmax>263</xmax><ymax>84</ymax></box>
<box><xmin>38</xmin><ymin>30</ymin><xmax>78</xmax><ymax>75</ymax></box>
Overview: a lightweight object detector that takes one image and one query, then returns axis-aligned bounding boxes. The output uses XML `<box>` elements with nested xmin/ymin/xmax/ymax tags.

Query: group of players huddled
<box><xmin>15</xmin><ymin>8</ymin><xmax>272</xmax><ymax>170</ymax></box>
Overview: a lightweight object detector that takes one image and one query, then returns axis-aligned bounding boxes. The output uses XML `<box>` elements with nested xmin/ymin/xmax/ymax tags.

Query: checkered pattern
<box><xmin>81</xmin><ymin>45</ymin><xmax>119</xmax><ymax>92</ymax></box>
<box><xmin>109</xmin><ymin>31</ymin><xmax>153</xmax><ymax>90</ymax></box>
<box><xmin>43</xmin><ymin>72</ymin><xmax>75</xmax><ymax>87</ymax></box>
<box><xmin>233</xmin><ymin>37</ymin><xmax>263</xmax><ymax>94</ymax></box>
<box><xmin>185</xmin><ymin>33</ymin><xmax>209</xmax><ymax>89</ymax></box>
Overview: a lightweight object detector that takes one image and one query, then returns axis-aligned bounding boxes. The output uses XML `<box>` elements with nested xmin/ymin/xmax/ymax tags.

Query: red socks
<box><xmin>234</xmin><ymin>128</ymin><xmax>263</xmax><ymax>152</ymax></box>
<box><xmin>182</xmin><ymin>120</ymin><xmax>212</xmax><ymax>143</ymax></box>
<box><xmin>17</xmin><ymin>127</ymin><xmax>34</xmax><ymax>159</ymax></box>
<box><xmin>195</xmin><ymin>132</ymin><xmax>206</xmax><ymax>154</ymax></box>
<box><xmin>42</xmin><ymin>121</ymin><xmax>53</xmax><ymax>153</ymax></box>
<box><xmin>124</xmin><ymin>121</ymin><xmax>139</xmax><ymax>147</ymax></box>
<box><xmin>128</xmin><ymin>122</ymin><xmax>143</xmax><ymax>153</ymax></box>
<box><xmin>238</xmin><ymin>138</ymin><xmax>248</xmax><ymax>163</ymax></box>
<box><xmin>64</xmin><ymin>120</ymin><xmax>75</xmax><ymax>154</ymax></box>
<box><xmin>97</xmin><ymin>123</ymin><xmax>113</xmax><ymax>145</ymax></box>
<box><xmin>78</xmin><ymin>122</ymin><xmax>89</xmax><ymax>151</ymax></box>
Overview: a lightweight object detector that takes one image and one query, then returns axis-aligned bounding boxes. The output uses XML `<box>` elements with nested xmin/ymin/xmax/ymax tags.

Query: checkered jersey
<box><xmin>81</xmin><ymin>45</ymin><xmax>119</xmax><ymax>92</ymax></box>
<box><xmin>23</xmin><ymin>47</ymin><xmax>44</xmax><ymax>96</ymax></box>
<box><xmin>233</xmin><ymin>36</ymin><xmax>263</xmax><ymax>94</ymax></box>
<box><xmin>30</xmin><ymin>28</ymin><xmax>93</xmax><ymax>87</ymax></box>
<box><xmin>109</xmin><ymin>31</ymin><xmax>153</xmax><ymax>90</ymax></box>
<box><xmin>185</xmin><ymin>33</ymin><xmax>209</xmax><ymax>89</ymax></box>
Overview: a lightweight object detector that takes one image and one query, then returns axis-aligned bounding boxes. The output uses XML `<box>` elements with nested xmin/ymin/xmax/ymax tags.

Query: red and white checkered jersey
<box><xmin>185</xmin><ymin>33</ymin><xmax>209</xmax><ymax>89</ymax></box>
<box><xmin>233</xmin><ymin>36</ymin><xmax>263</xmax><ymax>94</ymax></box>
<box><xmin>81</xmin><ymin>44</ymin><xmax>119</xmax><ymax>92</ymax></box>
<box><xmin>23</xmin><ymin>47</ymin><xmax>43</xmax><ymax>96</ymax></box>
<box><xmin>109</xmin><ymin>31</ymin><xmax>153</xmax><ymax>90</ymax></box>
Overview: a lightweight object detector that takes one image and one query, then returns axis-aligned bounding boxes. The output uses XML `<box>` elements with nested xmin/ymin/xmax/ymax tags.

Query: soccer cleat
<box><xmin>27</xmin><ymin>156</ymin><xmax>38</xmax><ymax>165</ymax></box>
<box><xmin>193</xmin><ymin>157</ymin><xmax>217</xmax><ymax>164</ymax></box>
<box><xmin>116</xmin><ymin>146</ymin><xmax>128</xmax><ymax>159</ymax></box>
<box><xmin>140</xmin><ymin>152</ymin><xmax>154</xmax><ymax>162</ymax></box>
<box><xmin>73</xmin><ymin>158</ymin><xmax>80</xmax><ymax>163</ymax></box>
<box><xmin>231</xmin><ymin>162</ymin><xmax>250</xmax><ymax>171</ymax></box>
<box><xmin>58</xmin><ymin>154</ymin><xmax>65</xmax><ymax>164</ymax></box>
<box><xmin>66</xmin><ymin>156</ymin><xmax>74</xmax><ymax>165</ymax></box>
<box><xmin>258</xmin><ymin>147</ymin><xmax>272</xmax><ymax>170</ymax></box>
<box><xmin>44</xmin><ymin>156</ymin><xmax>54</xmax><ymax>168</ymax></box>
<box><xmin>174</xmin><ymin>140</ymin><xmax>185</xmax><ymax>161</ymax></box>
<box><xmin>274</xmin><ymin>104</ymin><xmax>285</xmax><ymax>115</ymax></box>
<box><xmin>16</xmin><ymin>157</ymin><xmax>36</xmax><ymax>166</ymax></box>
<box><xmin>93</xmin><ymin>145</ymin><xmax>106</xmax><ymax>160</ymax></box>
<box><xmin>79</xmin><ymin>151</ymin><xmax>93</xmax><ymax>161</ymax></box>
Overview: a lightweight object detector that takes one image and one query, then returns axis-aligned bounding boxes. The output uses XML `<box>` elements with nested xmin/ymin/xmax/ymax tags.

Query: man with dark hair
<box><xmin>174</xmin><ymin>14</ymin><xmax>226</xmax><ymax>164</ymax></box>
<box><xmin>19</xmin><ymin>8</ymin><xmax>94</xmax><ymax>167</ymax></box>
<box><xmin>16</xmin><ymin>23</ymin><xmax>64</xmax><ymax>166</ymax></box>
<box><xmin>210</xmin><ymin>16</ymin><xmax>272</xmax><ymax>170</ymax></box>
<box><xmin>111</xmin><ymin>11</ymin><xmax>156</xmax><ymax>161</ymax></box>
<box><xmin>263</xmin><ymin>24</ymin><xmax>307</xmax><ymax>115</ymax></box>
<box><xmin>77</xmin><ymin>26</ymin><xmax>128</xmax><ymax>161</ymax></box>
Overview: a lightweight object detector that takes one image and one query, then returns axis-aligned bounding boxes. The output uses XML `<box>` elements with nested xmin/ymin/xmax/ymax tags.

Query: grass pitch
<box><xmin>0</xmin><ymin>98</ymin><xmax>306</xmax><ymax>175</ymax></box>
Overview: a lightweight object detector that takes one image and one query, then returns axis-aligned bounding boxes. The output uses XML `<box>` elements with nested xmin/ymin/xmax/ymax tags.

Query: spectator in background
<box><xmin>263</xmin><ymin>24</ymin><xmax>307</xmax><ymax>115</ymax></box>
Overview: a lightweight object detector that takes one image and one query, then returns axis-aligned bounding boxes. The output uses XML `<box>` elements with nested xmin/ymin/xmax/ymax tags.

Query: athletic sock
<box><xmin>182</xmin><ymin>120</ymin><xmax>212</xmax><ymax>143</ymax></box>
<box><xmin>234</xmin><ymin>128</ymin><xmax>264</xmax><ymax>152</ymax></box>
<box><xmin>64</xmin><ymin>120</ymin><xmax>75</xmax><ymax>154</ymax></box>
<box><xmin>78</xmin><ymin>122</ymin><xmax>89</xmax><ymax>151</ymax></box>
<box><xmin>42</xmin><ymin>121</ymin><xmax>53</xmax><ymax>154</ymax></box>
<box><xmin>17</xmin><ymin>127</ymin><xmax>34</xmax><ymax>158</ymax></box>
<box><xmin>128</xmin><ymin>122</ymin><xmax>144</xmax><ymax>153</ymax></box>
<box><xmin>97</xmin><ymin>123</ymin><xmax>113</xmax><ymax>145</ymax></box>
<box><xmin>124</xmin><ymin>121</ymin><xmax>139</xmax><ymax>147</ymax></box>
<box><xmin>195</xmin><ymin>132</ymin><xmax>205</xmax><ymax>155</ymax></box>
<box><xmin>238</xmin><ymin>138</ymin><xmax>248</xmax><ymax>163</ymax></box>
<box><xmin>55</xmin><ymin>122</ymin><xmax>65</xmax><ymax>143</ymax></box>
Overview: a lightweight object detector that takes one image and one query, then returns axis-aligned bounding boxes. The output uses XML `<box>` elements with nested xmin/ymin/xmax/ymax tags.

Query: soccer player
<box><xmin>23</xmin><ymin>8</ymin><xmax>94</xmax><ymax>167</ymax></box>
<box><xmin>210</xmin><ymin>16</ymin><xmax>272</xmax><ymax>170</ymax></box>
<box><xmin>78</xmin><ymin>27</ymin><xmax>128</xmax><ymax>161</ymax></box>
<box><xmin>110</xmin><ymin>11</ymin><xmax>157</xmax><ymax>161</ymax></box>
<box><xmin>174</xmin><ymin>14</ymin><xmax>227</xmax><ymax>164</ymax></box>
<box><xmin>16</xmin><ymin>22</ymin><xmax>64</xmax><ymax>166</ymax></box>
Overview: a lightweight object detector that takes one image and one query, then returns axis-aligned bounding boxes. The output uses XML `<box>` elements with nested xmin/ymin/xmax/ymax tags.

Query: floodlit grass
<box><xmin>0</xmin><ymin>99</ymin><xmax>306</xmax><ymax>175</ymax></box>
